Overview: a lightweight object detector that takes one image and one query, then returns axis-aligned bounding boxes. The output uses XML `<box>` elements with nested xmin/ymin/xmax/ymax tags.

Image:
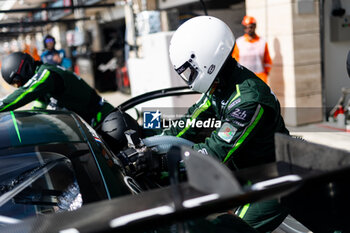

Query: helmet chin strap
<box><xmin>204</xmin><ymin>56</ymin><xmax>235</xmax><ymax>95</ymax></box>
<box><xmin>214</xmin><ymin>56</ymin><xmax>237</xmax><ymax>92</ymax></box>
<box><xmin>204</xmin><ymin>81</ymin><xmax>218</xmax><ymax>98</ymax></box>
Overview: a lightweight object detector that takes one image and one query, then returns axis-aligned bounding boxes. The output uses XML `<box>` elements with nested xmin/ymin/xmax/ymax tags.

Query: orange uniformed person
<box><xmin>23</xmin><ymin>43</ymin><xmax>41</xmax><ymax>61</ymax></box>
<box><xmin>232</xmin><ymin>16</ymin><xmax>272</xmax><ymax>84</ymax></box>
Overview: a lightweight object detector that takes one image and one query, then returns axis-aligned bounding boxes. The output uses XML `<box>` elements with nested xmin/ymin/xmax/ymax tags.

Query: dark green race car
<box><xmin>0</xmin><ymin>110</ymin><xmax>134</xmax><ymax>225</ymax></box>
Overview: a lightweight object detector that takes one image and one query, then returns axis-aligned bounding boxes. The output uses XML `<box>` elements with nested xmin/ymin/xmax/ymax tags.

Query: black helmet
<box><xmin>98</xmin><ymin>110</ymin><xmax>141</xmax><ymax>154</ymax></box>
<box><xmin>43</xmin><ymin>34</ymin><xmax>55</xmax><ymax>48</ymax></box>
<box><xmin>1</xmin><ymin>52</ymin><xmax>35</xmax><ymax>86</ymax></box>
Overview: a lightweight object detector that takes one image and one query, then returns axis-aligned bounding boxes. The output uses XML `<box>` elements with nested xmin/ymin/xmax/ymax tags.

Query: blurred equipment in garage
<box><xmin>91</xmin><ymin>51</ymin><xmax>118</xmax><ymax>93</ymax></box>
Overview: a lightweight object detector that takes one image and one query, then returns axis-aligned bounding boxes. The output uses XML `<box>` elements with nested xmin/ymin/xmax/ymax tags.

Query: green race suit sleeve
<box><xmin>0</xmin><ymin>69</ymin><xmax>54</xmax><ymax>112</ymax></box>
<box><xmin>193</xmin><ymin>102</ymin><xmax>265</xmax><ymax>164</ymax></box>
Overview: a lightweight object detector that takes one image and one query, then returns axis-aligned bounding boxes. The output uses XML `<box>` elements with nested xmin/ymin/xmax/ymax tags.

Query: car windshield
<box><xmin>0</xmin><ymin>152</ymin><xmax>82</xmax><ymax>227</ymax></box>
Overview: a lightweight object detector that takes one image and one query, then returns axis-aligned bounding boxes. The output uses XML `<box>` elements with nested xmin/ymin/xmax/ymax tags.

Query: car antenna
<box><xmin>199</xmin><ymin>0</ymin><xmax>208</xmax><ymax>16</ymax></box>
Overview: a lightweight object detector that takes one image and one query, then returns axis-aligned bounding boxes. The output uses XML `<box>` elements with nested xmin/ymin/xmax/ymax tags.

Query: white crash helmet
<box><xmin>169</xmin><ymin>16</ymin><xmax>235</xmax><ymax>93</ymax></box>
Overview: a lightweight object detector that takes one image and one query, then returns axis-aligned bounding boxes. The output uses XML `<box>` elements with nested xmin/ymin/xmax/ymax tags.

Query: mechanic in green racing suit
<box><xmin>160</xmin><ymin>16</ymin><xmax>290</xmax><ymax>233</ymax></box>
<box><xmin>0</xmin><ymin>52</ymin><xmax>114</xmax><ymax>127</ymax></box>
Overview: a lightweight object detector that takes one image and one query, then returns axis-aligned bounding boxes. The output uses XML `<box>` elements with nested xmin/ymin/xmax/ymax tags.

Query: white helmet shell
<box><xmin>169</xmin><ymin>16</ymin><xmax>235</xmax><ymax>93</ymax></box>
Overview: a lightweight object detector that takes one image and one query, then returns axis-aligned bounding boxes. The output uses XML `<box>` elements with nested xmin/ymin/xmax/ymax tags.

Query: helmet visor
<box><xmin>175</xmin><ymin>61</ymin><xmax>199</xmax><ymax>85</ymax></box>
<box><xmin>45</xmin><ymin>38</ymin><xmax>55</xmax><ymax>44</ymax></box>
